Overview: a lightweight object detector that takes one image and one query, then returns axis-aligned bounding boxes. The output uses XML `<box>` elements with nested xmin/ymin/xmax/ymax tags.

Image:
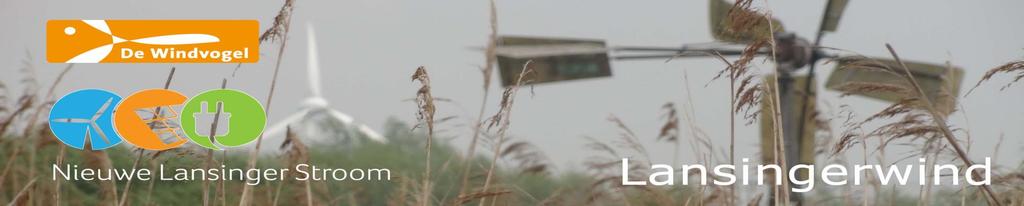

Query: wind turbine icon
<box><xmin>48</xmin><ymin>89</ymin><xmax>124</xmax><ymax>150</ymax></box>
<box><xmin>54</xmin><ymin>98</ymin><xmax>115</xmax><ymax>144</ymax></box>
<box><xmin>261</xmin><ymin>23</ymin><xmax>386</xmax><ymax>145</ymax></box>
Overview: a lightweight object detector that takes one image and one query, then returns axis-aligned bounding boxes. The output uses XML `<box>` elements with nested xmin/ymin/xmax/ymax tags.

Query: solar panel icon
<box><xmin>48</xmin><ymin>89</ymin><xmax>124</xmax><ymax>150</ymax></box>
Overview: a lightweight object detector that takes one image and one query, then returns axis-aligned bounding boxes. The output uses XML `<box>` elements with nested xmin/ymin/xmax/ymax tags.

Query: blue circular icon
<box><xmin>48</xmin><ymin>89</ymin><xmax>124</xmax><ymax>150</ymax></box>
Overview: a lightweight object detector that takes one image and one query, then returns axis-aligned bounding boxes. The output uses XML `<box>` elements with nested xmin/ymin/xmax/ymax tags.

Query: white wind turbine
<box><xmin>261</xmin><ymin>23</ymin><xmax>386</xmax><ymax>144</ymax></box>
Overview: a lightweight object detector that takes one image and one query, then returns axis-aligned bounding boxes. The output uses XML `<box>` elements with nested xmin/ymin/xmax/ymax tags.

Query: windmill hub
<box><xmin>302</xmin><ymin>97</ymin><xmax>329</xmax><ymax>108</ymax></box>
<box><xmin>772</xmin><ymin>32</ymin><xmax>814</xmax><ymax>73</ymax></box>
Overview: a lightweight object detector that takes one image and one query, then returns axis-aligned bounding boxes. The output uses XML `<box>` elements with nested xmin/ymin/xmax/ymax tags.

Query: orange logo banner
<box><xmin>47</xmin><ymin>20</ymin><xmax>258</xmax><ymax>63</ymax></box>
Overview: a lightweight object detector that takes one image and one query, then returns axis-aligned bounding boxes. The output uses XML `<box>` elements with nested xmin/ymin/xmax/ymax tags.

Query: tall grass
<box><xmin>200</xmin><ymin>78</ymin><xmax>227</xmax><ymax>206</ymax></box>
<box><xmin>278</xmin><ymin>127</ymin><xmax>316</xmax><ymax>205</ymax></box>
<box><xmin>477</xmin><ymin>61</ymin><xmax>532</xmax><ymax>205</ymax></box>
<box><xmin>457</xmin><ymin>0</ymin><xmax>500</xmax><ymax>201</ymax></box>
<box><xmin>884</xmin><ymin>44</ymin><xmax>1000</xmax><ymax>205</ymax></box>
<box><xmin>239</xmin><ymin>0</ymin><xmax>295</xmax><ymax>205</ymax></box>
<box><xmin>967</xmin><ymin>59</ymin><xmax>1024</xmax><ymax>95</ymax></box>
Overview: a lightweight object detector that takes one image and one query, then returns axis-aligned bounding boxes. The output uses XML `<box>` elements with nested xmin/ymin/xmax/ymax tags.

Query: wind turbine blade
<box><xmin>306</xmin><ymin>23</ymin><xmax>323</xmax><ymax>98</ymax></box>
<box><xmin>356</xmin><ymin>124</ymin><xmax>386</xmax><ymax>143</ymax></box>
<box><xmin>62</xmin><ymin>118</ymin><xmax>91</xmax><ymax>123</ymax></box>
<box><xmin>91</xmin><ymin>98</ymin><xmax>114</xmax><ymax>121</ymax></box>
<box><xmin>325</xmin><ymin>109</ymin><xmax>354</xmax><ymax>125</ymax></box>
<box><xmin>89</xmin><ymin>122</ymin><xmax>112</xmax><ymax>144</ymax></box>
<box><xmin>326</xmin><ymin>109</ymin><xmax>385</xmax><ymax>142</ymax></box>
<box><xmin>263</xmin><ymin>110</ymin><xmax>310</xmax><ymax>139</ymax></box>
<box><xmin>130</xmin><ymin>34</ymin><xmax>220</xmax><ymax>45</ymax></box>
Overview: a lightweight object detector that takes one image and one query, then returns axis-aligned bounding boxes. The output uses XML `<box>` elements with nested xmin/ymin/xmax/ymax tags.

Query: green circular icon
<box><xmin>180</xmin><ymin>89</ymin><xmax>266</xmax><ymax>150</ymax></box>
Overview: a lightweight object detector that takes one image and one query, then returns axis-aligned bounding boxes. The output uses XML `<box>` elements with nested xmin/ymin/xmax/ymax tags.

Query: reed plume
<box><xmin>499</xmin><ymin>140</ymin><xmax>549</xmax><ymax>175</ymax></box>
<box><xmin>411</xmin><ymin>66</ymin><xmax>437</xmax><ymax>206</ymax></box>
<box><xmin>477</xmin><ymin>61</ymin><xmax>533</xmax><ymax>205</ymax></box>
<box><xmin>967</xmin><ymin>59</ymin><xmax>1023</xmax><ymax>95</ymax></box>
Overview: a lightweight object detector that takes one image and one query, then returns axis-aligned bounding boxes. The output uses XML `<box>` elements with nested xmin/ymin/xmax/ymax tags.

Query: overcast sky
<box><xmin>2</xmin><ymin>0</ymin><xmax>1023</xmax><ymax>178</ymax></box>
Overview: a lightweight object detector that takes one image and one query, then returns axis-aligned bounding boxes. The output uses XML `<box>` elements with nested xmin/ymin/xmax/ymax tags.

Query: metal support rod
<box><xmin>612</xmin><ymin>53</ymin><xmax>740</xmax><ymax>60</ymax></box>
<box><xmin>613</xmin><ymin>46</ymin><xmax>748</xmax><ymax>54</ymax></box>
<box><xmin>609</xmin><ymin>46</ymin><xmax>764</xmax><ymax>61</ymax></box>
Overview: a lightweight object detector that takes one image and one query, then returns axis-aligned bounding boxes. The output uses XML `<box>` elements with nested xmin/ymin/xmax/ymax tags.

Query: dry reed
<box><xmin>200</xmin><ymin>78</ymin><xmax>227</xmax><ymax>206</ymax></box>
<box><xmin>0</xmin><ymin>58</ymin><xmax>37</xmax><ymax>184</ymax></box>
<box><xmin>657</xmin><ymin>103</ymin><xmax>680</xmax><ymax>167</ymax></box>
<box><xmin>8</xmin><ymin>177</ymin><xmax>37</xmax><ymax>206</ymax></box>
<box><xmin>967</xmin><ymin>59</ymin><xmax>1023</xmax><ymax>95</ymax></box>
<box><xmin>499</xmin><ymin>140</ymin><xmax>549</xmax><ymax>175</ymax></box>
<box><xmin>412</xmin><ymin>66</ymin><xmax>437</xmax><ymax>206</ymax></box>
<box><xmin>457</xmin><ymin>0</ymin><xmax>500</xmax><ymax>199</ymax></box>
<box><xmin>582</xmin><ymin>116</ymin><xmax>682</xmax><ymax>205</ymax></box>
<box><xmin>884</xmin><ymin>44</ymin><xmax>1001</xmax><ymax>206</ymax></box>
<box><xmin>477</xmin><ymin>61</ymin><xmax>533</xmax><ymax>205</ymax></box>
<box><xmin>279</xmin><ymin>127</ymin><xmax>316</xmax><ymax>206</ymax></box>
<box><xmin>239</xmin><ymin>0</ymin><xmax>295</xmax><ymax>205</ymax></box>
<box><xmin>1</xmin><ymin>58</ymin><xmax>72</xmax><ymax>206</ymax></box>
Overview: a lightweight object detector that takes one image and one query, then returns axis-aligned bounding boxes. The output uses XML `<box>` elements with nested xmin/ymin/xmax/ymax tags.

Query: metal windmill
<box><xmin>493</xmin><ymin>0</ymin><xmax>964</xmax><ymax>203</ymax></box>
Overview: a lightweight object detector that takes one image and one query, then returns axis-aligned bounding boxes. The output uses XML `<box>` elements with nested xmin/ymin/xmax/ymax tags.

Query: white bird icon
<box><xmin>64</xmin><ymin>20</ymin><xmax>220</xmax><ymax>63</ymax></box>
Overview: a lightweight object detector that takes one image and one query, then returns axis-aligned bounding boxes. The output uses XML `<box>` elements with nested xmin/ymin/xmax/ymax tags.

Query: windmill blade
<box><xmin>808</xmin><ymin>0</ymin><xmax>850</xmax><ymax>59</ymax></box>
<box><xmin>326</xmin><ymin>109</ymin><xmax>386</xmax><ymax>143</ymax></box>
<box><xmin>818</xmin><ymin>0</ymin><xmax>849</xmax><ymax>33</ymax></box>
<box><xmin>810</xmin><ymin>0</ymin><xmax>851</xmax><ymax>64</ymax></box>
<box><xmin>829</xmin><ymin>57</ymin><xmax>955</xmax><ymax>79</ymax></box>
<box><xmin>262</xmin><ymin>109</ymin><xmax>311</xmax><ymax>139</ymax></box>
<box><xmin>130</xmin><ymin>34</ymin><xmax>220</xmax><ymax>45</ymax></box>
<box><xmin>825</xmin><ymin>56</ymin><xmax>964</xmax><ymax>113</ymax></box>
<box><xmin>494</xmin><ymin>36</ymin><xmax>613</xmax><ymax>86</ymax></box>
<box><xmin>799</xmin><ymin>0</ymin><xmax>849</xmax><ymax>147</ymax></box>
<box><xmin>305</xmin><ymin>23</ymin><xmax>323</xmax><ymax>98</ymax></box>
<box><xmin>709</xmin><ymin>0</ymin><xmax>785</xmax><ymax>43</ymax></box>
<box><xmin>494</xmin><ymin>43</ymin><xmax>607</xmax><ymax>59</ymax></box>
<box><xmin>612</xmin><ymin>45</ymin><xmax>753</xmax><ymax>60</ymax></box>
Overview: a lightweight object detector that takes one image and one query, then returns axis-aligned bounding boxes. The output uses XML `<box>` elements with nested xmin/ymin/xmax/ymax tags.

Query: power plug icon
<box><xmin>193</xmin><ymin>101</ymin><xmax>232</xmax><ymax>142</ymax></box>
